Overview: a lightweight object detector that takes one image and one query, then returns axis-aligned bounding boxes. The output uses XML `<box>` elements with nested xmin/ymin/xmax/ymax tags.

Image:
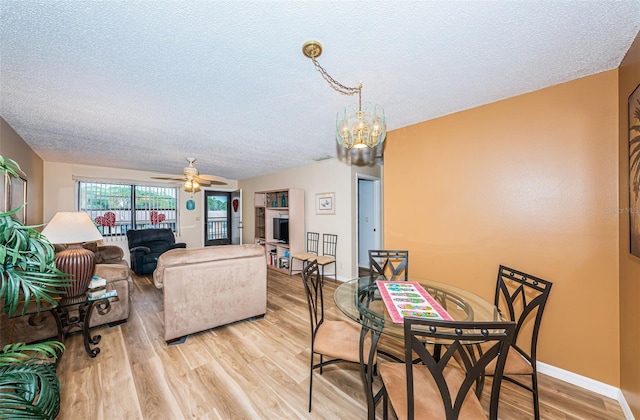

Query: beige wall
<box><xmin>384</xmin><ymin>70</ymin><xmax>620</xmax><ymax>385</ymax></box>
<box><xmin>43</xmin><ymin>161</ymin><xmax>239</xmax><ymax>260</ymax></box>
<box><xmin>0</xmin><ymin>117</ymin><xmax>44</xmax><ymax>225</ymax></box>
<box><xmin>619</xmin><ymin>30</ymin><xmax>640</xmax><ymax>418</ymax></box>
<box><xmin>239</xmin><ymin>158</ymin><xmax>381</xmax><ymax>280</ymax></box>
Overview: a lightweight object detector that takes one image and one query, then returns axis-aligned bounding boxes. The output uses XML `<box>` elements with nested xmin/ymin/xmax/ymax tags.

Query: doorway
<box><xmin>204</xmin><ymin>191</ymin><xmax>231</xmax><ymax>246</ymax></box>
<box><xmin>357</xmin><ymin>175</ymin><xmax>381</xmax><ymax>269</ymax></box>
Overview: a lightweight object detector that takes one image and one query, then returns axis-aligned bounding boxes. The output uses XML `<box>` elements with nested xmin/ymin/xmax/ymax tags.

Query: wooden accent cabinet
<box><xmin>254</xmin><ymin>188</ymin><xmax>304</xmax><ymax>274</ymax></box>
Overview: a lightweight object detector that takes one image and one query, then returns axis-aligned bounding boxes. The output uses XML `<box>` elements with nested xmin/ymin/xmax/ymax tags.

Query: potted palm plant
<box><xmin>0</xmin><ymin>156</ymin><xmax>70</xmax><ymax>419</ymax></box>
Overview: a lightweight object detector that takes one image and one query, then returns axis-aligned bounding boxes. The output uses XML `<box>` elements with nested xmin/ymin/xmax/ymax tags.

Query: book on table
<box><xmin>88</xmin><ymin>276</ymin><xmax>107</xmax><ymax>290</ymax></box>
<box><xmin>87</xmin><ymin>289</ymin><xmax>117</xmax><ymax>301</ymax></box>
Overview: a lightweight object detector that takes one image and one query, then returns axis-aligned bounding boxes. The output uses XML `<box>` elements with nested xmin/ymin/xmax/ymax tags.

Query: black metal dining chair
<box><xmin>290</xmin><ymin>231</ymin><xmax>319</xmax><ymax>275</ymax></box>
<box><xmin>301</xmin><ymin>260</ymin><xmax>371</xmax><ymax>412</ymax></box>
<box><xmin>481</xmin><ymin>265</ymin><xmax>553</xmax><ymax>420</ymax></box>
<box><xmin>316</xmin><ymin>234</ymin><xmax>337</xmax><ymax>283</ymax></box>
<box><xmin>379</xmin><ymin>317</ymin><xmax>516</xmax><ymax>420</ymax></box>
<box><xmin>368</xmin><ymin>250</ymin><xmax>409</xmax><ymax>280</ymax></box>
<box><xmin>357</xmin><ymin>284</ymin><xmax>386</xmax><ymax>420</ymax></box>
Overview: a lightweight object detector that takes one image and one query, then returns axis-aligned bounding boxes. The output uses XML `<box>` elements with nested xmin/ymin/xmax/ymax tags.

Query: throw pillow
<box><xmin>82</xmin><ymin>242</ymin><xmax>98</xmax><ymax>253</ymax></box>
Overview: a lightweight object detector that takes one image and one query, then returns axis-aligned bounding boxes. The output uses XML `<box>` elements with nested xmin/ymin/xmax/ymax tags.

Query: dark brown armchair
<box><xmin>126</xmin><ymin>228</ymin><xmax>186</xmax><ymax>275</ymax></box>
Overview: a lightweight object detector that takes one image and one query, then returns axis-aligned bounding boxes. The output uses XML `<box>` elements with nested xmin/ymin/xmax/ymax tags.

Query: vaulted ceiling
<box><xmin>1</xmin><ymin>1</ymin><xmax>639</xmax><ymax>181</ymax></box>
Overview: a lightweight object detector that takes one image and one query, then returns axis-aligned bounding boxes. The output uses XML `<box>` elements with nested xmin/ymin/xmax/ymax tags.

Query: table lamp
<box><xmin>41</xmin><ymin>212</ymin><xmax>104</xmax><ymax>298</ymax></box>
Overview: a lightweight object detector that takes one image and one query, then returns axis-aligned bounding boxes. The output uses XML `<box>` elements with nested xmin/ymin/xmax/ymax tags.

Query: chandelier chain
<box><xmin>311</xmin><ymin>57</ymin><xmax>360</xmax><ymax>97</ymax></box>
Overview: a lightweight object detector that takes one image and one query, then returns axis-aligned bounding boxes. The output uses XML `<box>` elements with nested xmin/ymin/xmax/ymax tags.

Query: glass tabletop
<box><xmin>334</xmin><ymin>275</ymin><xmax>501</xmax><ymax>338</ymax></box>
<box><xmin>7</xmin><ymin>297</ymin><xmax>61</xmax><ymax>318</ymax></box>
<box><xmin>8</xmin><ymin>288</ymin><xmax>119</xmax><ymax>318</ymax></box>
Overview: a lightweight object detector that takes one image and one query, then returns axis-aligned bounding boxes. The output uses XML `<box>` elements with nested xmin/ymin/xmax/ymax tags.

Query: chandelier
<box><xmin>302</xmin><ymin>41</ymin><xmax>386</xmax><ymax>151</ymax></box>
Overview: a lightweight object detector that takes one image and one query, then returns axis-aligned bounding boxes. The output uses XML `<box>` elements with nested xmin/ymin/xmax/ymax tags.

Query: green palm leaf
<box><xmin>0</xmin><ymin>342</ymin><xmax>62</xmax><ymax>420</ymax></box>
<box><xmin>0</xmin><ymin>156</ymin><xmax>65</xmax><ymax>419</ymax></box>
<box><xmin>0</xmin><ymin>342</ymin><xmax>64</xmax><ymax>365</ymax></box>
<box><xmin>0</xmin><ymin>211</ymin><xmax>71</xmax><ymax>317</ymax></box>
<box><xmin>0</xmin><ymin>361</ymin><xmax>61</xmax><ymax>419</ymax></box>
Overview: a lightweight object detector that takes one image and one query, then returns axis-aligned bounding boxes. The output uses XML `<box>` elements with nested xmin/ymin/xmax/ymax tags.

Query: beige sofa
<box><xmin>153</xmin><ymin>244</ymin><xmax>267</xmax><ymax>344</ymax></box>
<box><xmin>0</xmin><ymin>246</ymin><xmax>133</xmax><ymax>346</ymax></box>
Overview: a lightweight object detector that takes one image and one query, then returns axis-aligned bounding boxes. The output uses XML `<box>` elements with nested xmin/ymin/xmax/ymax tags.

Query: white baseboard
<box><xmin>538</xmin><ymin>362</ymin><xmax>634</xmax><ymax>419</ymax></box>
<box><xmin>618</xmin><ymin>389</ymin><xmax>635</xmax><ymax>420</ymax></box>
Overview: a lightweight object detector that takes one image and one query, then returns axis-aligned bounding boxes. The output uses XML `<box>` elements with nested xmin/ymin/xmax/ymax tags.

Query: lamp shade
<box><xmin>41</xmin><ymin>212</ymin><xmax>103</xmax><ymax>245</ymax></box>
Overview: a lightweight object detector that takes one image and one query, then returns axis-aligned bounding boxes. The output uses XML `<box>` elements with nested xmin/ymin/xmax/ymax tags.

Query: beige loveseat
<box><xmin>0</xmin><ymin>245</ymin><xmax>133</xmax><ymax>346</ymax></box>
<box><xmin>153</xmin><ymin>244</ymin><xmax>267</xmax><ymax>344</ymax></box>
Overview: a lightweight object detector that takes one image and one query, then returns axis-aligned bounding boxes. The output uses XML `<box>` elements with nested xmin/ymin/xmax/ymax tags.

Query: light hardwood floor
<box><xmin>56</xmin><ymin>270</ymin><xmax>624</xmax><ymax>419</ymax></box>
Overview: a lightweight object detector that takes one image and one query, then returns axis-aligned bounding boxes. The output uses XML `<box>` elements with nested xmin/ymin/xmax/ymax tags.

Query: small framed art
<box><xmin>316</xmin><ymin>192</ymin><xmax>335</xmax><ymax>215</ymax></box>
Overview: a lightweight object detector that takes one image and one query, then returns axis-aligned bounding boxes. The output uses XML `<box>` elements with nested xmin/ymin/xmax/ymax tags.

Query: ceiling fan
<box><xmin>151</xmin><ymin>158</ymin><xmax>227</xmax><ymax>192</ymax></box>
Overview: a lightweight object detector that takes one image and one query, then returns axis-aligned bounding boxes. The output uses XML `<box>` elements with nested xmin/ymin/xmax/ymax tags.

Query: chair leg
<box><xmin>488</xmin><ymin>375</ymin><xmax>503</xmax><ymax>420</ymax></box>
<box><xmin>290</xmin><ymin>257</ymin><xmax>306</xmax><ymax>276</ymax></box>
<box><xmin>319</xmin><ymin>263</ymin><xmax>336</xmax><ymax>285</ymax></box>
<box><xmin>382</xmin><ymin>389</ymin><xmax>389</xmax><ymax>420</ymax></box>
<box><xmin>532</xmin><ymin>371</ymin><xmax>540</xmax><ymax>420</ymax></box>
<box><xmin>308</xmin><ymin>354</ymin><xmax>314</xmax><ymax>412</ymax></box>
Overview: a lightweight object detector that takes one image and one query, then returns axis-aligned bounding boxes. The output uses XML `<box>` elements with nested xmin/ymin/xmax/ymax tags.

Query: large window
<box><xmin>78</xmin><ymin>181</ymin><xmax>178</xmax><ymax>236</ymax></box>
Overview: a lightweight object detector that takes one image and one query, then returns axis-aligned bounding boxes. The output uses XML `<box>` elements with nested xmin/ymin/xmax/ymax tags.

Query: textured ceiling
<box><xmin>1</xmin><ymin>1</ymin><xmax>639</xmax><ymax>181</ymax></box>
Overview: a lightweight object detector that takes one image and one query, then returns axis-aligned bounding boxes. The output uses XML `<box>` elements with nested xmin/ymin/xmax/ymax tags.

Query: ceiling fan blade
<box><xmin>150</xmin><ymin>176</ymin><xmax>226</xmax><ymax>187</ymax></box>
<box><xmin>197</xmin><ymin>174</ymin><xmax>228</xmax><ymax>183</ymax></box>
<box><xmin>151</xmin><ymin>159</ymin><xmax>228</xmax><ymax>187</ymax></box>
<box><xmin>196</xmin><ymin>177</ymin><xmax>227</xmax><ymax>186</ymax></box>
<box><xmin>151</xmin><ymin>176</ymin><xmax>186</xmax><ymax>181</ymax></box>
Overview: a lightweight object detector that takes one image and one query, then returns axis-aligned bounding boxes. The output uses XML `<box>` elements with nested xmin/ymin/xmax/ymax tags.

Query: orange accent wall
<box><xmin>619</xmin><ymin>30</ymin><xmax>640</xmax><ymax>417</ymax></box>
<box><xmin>384</xmin><ymin>70</ymin><xmax>620</xmax><ymax>385</ymax></box>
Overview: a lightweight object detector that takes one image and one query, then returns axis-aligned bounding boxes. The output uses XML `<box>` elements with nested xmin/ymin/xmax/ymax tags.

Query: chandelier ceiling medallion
<box><xmin>302</xmin><ymin>40</ymin><xmax>386</xmax><ymax>153</ymax></box>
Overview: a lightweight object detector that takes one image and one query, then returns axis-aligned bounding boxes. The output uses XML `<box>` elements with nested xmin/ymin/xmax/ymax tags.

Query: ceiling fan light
<box><xmin>183</xmin><ymin>180</ymin><xmax>201</xmax><ymax>193</ymax></box>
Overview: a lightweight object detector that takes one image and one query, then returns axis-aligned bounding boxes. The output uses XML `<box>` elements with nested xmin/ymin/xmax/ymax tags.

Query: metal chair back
<box><xmin>403</xmin><ymin>317</ymin><xmax>516</xmax><ymax>420</ymax></box>
<box><xmin>306</xmin><ymin>232</ymin><xmax>320</xmax><ymax>255</ymax></box>
<box><xmin>494</xmin><ymin>265</ymin><xmax>553</xmax><ymax>420</ymax></box>
<box><xmin>322</xmin><ymin>234</ymin><xmax>337</xmax><ymax>258</ymax></box>
<box><xmin>368</xmin><ymin>249</ymin><xmax>409</xmax><ymax>280</ymax></box>
<box><xmin>357</xmin><ymin>285</ymin><xmax>386</xmax><ymax>420</ymax></box>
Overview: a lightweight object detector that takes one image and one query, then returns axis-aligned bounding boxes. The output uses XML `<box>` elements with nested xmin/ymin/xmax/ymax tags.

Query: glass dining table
<box><xmin>334</xmin><ymin>275</ymin><xmax>507</xmax><ymax>418</ymax></box>
<box><xmin>334</xmin><ymin>275</ymin><xmax>501</xmax><ymax>337</ymax></box>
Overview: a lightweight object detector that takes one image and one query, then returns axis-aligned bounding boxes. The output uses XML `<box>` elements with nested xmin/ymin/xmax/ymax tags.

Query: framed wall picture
<box><xmin>629</xmin><ymin>83</ymin><xmax>640</xmax><ymax>257</ymax></box>
<box><xmin>316</xmin><ymin>192</ymin><xmax>335</xmax><ymax>215</ymax></box>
